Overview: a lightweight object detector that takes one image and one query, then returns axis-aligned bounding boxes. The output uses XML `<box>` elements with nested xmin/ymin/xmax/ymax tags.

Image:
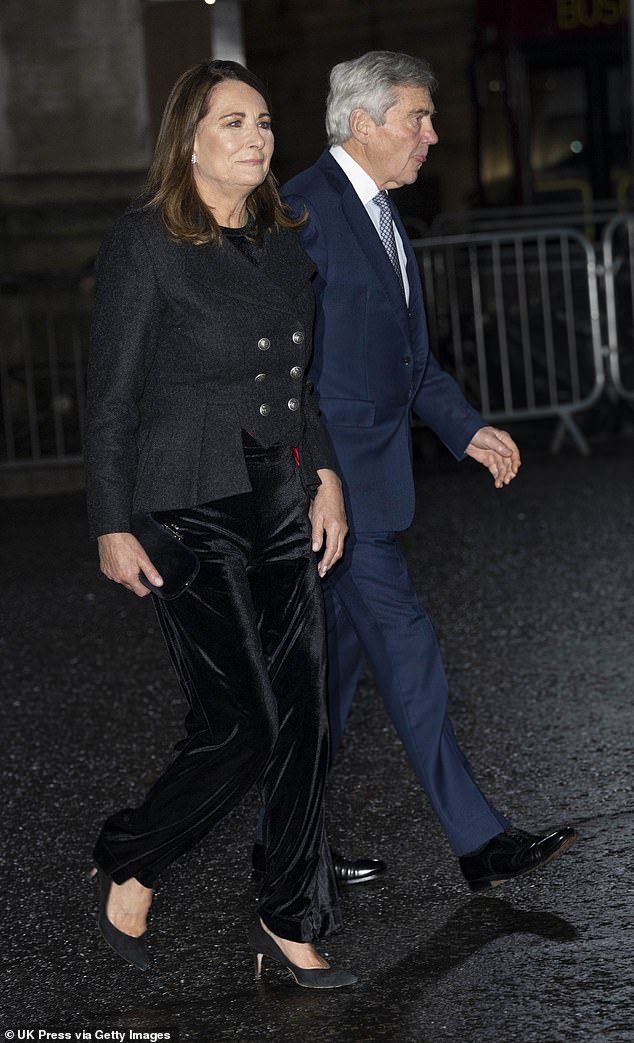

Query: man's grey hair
<box><xmin>326</xmin><ymin>51</ymin><xmax>437</xmax><ymax>146</ymax></box>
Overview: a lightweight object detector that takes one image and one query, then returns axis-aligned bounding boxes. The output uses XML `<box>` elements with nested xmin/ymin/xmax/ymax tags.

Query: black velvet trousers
<box><xmin>93</xmin><ymin>439</ymin><xmax>342</xmax><ymax>943</ymax></box>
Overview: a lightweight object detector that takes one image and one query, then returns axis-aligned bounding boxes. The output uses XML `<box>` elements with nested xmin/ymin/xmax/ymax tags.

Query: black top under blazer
<box><xmin>85</xmin><ymin>205</ymin><xmax>336</xmax><ymax>537</ymax></box>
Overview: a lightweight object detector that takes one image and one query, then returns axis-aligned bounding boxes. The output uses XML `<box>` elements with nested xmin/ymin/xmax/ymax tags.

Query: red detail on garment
<box><xmin>293</xmin><ymin>447</ymin><xmax>300</xmax><ymax>466</ymax></box>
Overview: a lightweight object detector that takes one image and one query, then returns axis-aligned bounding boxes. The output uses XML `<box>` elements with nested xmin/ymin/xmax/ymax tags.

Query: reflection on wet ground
<box><xmin>1</xmin><ymin>440</ymin><xmax>633</xmax><ymax>1041</ymax></box>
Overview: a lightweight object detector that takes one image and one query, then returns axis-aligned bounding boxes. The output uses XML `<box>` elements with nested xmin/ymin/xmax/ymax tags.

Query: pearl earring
<box><xmin>191</xmin><ymin>152</ymin><xmax>197</xmax><ymax>164</ymax></box>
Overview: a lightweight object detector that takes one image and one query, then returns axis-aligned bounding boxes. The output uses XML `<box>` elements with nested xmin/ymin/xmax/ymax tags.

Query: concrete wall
<box><xmin>0</xmin><ymin>0</ymin><xmax>150</xmax><ymax>275</ymax></box>
<box><xmin>0</xmin><ymin>0</ymin><xmax>149</xmax><ymax>176</ymax></box>
<box><xmin>0</xmin><ymin>0</ymin><xmax>479</xmax><ymax>274</ymax></box>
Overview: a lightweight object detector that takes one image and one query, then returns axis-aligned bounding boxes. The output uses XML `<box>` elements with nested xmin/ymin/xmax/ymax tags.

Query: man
<box><xmin>253</xmin><ymin>51</ymin><xmax>577</xmax><ymax>890</ymax></box>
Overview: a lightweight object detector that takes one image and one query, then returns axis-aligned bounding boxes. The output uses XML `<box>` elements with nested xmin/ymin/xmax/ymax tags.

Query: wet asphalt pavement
<box><xmin>1</xmin><ymin>432</ymin><xmax>633</xmax><ymax>1043</ymax></box>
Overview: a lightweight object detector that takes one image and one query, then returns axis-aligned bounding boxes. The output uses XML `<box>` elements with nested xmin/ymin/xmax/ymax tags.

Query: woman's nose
<box><xmin>248</xmin><ymin>124</ymin><xmax>266</xmax><ymax>147</ymax></box>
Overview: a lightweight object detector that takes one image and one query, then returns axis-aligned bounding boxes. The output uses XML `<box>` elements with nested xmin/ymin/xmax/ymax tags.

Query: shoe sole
<box><xmin>252</xmin><ymin>867</ymin><xmax>388</xmax><ymax>887</ymax></box>
<box><xmin>287</xmin><ymin>970</ymin><xmax>358</xmax><ymax>989</ymax></box>
<box><xmin>337</xmin><ymin>867</ymin><xmax>388</xmax><ymax>886</ymax></box>
<box><xmin>467</xmin><ymin>831</ymin><xmax>579</xmax><ymax>893</ymax></box>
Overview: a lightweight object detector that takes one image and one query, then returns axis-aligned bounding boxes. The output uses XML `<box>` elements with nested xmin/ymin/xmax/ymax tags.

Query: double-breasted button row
<box><xmin>258</xmin><ymin>331</ymin><xmax>304</xmax><ymax>351</ymax></box>
<box><xmin>253</xmin><ymin>330</ymin><xmax>304</xmax><ymax>418</ymax></box>
<box><xmin>254</xmin><ymin>367</ymin><xmax>302</xmax><ymax>384</ymax></box>
<box><xmin>258</xmin><ymin>399</ymin><xmax>301</xmax><ymax>415</ymax></box>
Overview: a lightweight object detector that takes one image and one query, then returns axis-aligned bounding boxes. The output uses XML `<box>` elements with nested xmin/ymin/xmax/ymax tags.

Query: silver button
<box><xmin>291</xmin><ymin>331</ymin><xmax>304</xmax><ymax>345</ymax></box>
<box><xmin>259</xmin><ymin>403</ymin><xmax>270</xmax><ymax>416</ymax></box>
<box><xmin>290</xmin><ymin>366</ymin><xmax>303</xmax><ymax>379</ymax></box>
<box><xmin>258</xmin><ymin>337</ymin><xmax>270</xmax><ymax>351</ymax></box>
<box><xmin>287</xmin><ymin>398</ymin><xmax>300</xmax><ymax>411</ymax></box>
<box><xmin>254</xmin><ymin>372</ymin><xmax>266</xmax><ymax>383</ymax></box>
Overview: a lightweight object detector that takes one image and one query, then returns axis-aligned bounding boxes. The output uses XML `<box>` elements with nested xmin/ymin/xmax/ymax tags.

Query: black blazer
<box><xmin>85</xmin><ymin>205</ymin><xmax>336</xmax><ymax>537</ymax></box>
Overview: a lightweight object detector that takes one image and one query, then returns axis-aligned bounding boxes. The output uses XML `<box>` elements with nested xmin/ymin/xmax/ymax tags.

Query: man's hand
<box><xmin>97</xmin><ymin>531</ymin><xmax>163</xmax><ymax>597</ymax></box>
<box><xmin>309</xmin><ymin>469</ymin><xmax>348</xmax><ymax>577</ymax></box>
<box><xmin>465</xmin><ymin>426</ymin><xmax>521</xmax><ymax>488</ymax></box>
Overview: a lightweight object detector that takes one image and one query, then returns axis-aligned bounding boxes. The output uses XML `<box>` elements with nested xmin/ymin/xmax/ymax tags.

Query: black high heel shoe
<box><xmin>247</xmin><ymin>923</ymin><xmax>357</xmax><ymax>989</ymax></box>
<box><xmin>91</xmin><ymin>866</ymin><xmax>150</xmax><ymax>971</ymax></box>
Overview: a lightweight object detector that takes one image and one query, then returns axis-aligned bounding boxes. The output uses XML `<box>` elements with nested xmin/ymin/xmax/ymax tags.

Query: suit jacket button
<box><xmin>287</xmin><ymin>398</ymin><xmax>300</xmax><ymax>411</ymax></box>
<box><xmin>258</xmin><ymin>337</ymin><xmax>271</xmax><ymax>351</ymax></box>
<box><xmin>401</xmin><ymin>356</ymin><xmax>411</xmax><ymax>365</ymax></box>
<box><xmin>291</xmin><ymin>331</ymin><xmax>304</xmax><ymax>345</ymax></box>
<box><xmin>255</xmin><ymin>372</ymin><xmax>266</xmax><ymax>383</ymax></box>
<box><xmin>290</xmin><ymin>366</ymin><xmax>303</xmax><ymax>379</ymax></box>
<box><xmin>259</xmin><ymin>403</ymin><xmax>270</xmax><ymax>416</ymax></box>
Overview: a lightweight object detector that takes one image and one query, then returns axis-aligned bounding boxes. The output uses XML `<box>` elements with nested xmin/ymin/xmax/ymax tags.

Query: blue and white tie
<box><xmin>372</xmin><ymin>191</ymin><xmax>405</xmax><ymax>296</ymax></box>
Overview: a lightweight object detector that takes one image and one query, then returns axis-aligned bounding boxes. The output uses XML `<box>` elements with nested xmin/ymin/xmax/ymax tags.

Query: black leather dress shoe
<box><xmin>330</xmin><ymin>848</ymin><xmax>388</xmax><ymax>885</ymax></box>
<box><xmin>459</xmin><ymin>826</ymin><xmax>579</xmax><ymax>892</ymax></box>
<box><xmin>251</xmin><ymin>843</ymin><xmax>387</xmax><ymax>886</ymax></box>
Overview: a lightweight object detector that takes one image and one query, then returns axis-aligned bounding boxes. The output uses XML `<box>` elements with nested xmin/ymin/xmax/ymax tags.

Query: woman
<box><xmin>85</xmin><ymin>59</ymin><xmax>356</xmax><ymax>989</ymax></box>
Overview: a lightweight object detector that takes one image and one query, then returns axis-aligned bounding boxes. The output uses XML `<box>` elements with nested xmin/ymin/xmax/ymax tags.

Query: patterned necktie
<box><xmin>372</xmin><ymin>191</ymin><xmax>405</xmax><ymax>295</ymax></box>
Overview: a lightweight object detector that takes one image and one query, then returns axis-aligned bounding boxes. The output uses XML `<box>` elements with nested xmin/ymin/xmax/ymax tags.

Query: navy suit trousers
<box><xmin>323</xmin><ymin>532</ymin><xmax>509</xmax><ymax>857</ymax></box>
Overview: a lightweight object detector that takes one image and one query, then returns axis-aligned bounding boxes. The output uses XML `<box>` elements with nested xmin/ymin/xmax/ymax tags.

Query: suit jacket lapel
<box><xmin>391</xmin><ymin>203</ymin><xmax>426</xmax><ymax>321</ymax></box>
<box><xmin>186</xmin><ymin>230</ymin><xmax>313</xmax><ymax>314</ymax></box>
<box><xmin>391</xmin><ymin>199</ymin><xmax>429</xmax><ymax>371</ymax></box>
<box><xmin>318</xmin><ymin>152</ymin><xmax>410</xmax><ymax>338</ymax></box>
<box><xmin>262</xmin><ymin>228</ymin><xmax>315</xmax><ymax>301</ymax></box>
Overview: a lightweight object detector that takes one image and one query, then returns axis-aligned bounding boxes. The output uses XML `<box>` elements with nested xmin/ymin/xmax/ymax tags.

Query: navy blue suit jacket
<box><xmin>283</xmin><ymin>150</ymin><xmax>485</xmax><ymax>533</ymax></box>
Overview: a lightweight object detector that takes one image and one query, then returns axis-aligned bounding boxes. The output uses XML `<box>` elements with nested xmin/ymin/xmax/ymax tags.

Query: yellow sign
<box><xmin>557</xmin><ymin>0</ymin><xmax>627</xmax><ymax>29</ymax></box>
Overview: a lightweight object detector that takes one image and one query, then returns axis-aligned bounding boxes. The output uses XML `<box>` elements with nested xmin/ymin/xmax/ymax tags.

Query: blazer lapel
<box><xmin>261</xmin><ymin>228</ymin><xmax>316</xmax><ymax>301</ymax></box>
<box><xmin>186</xmin><ymin>230</ymin><xmax>313</xmax><ymax>314</ymax></box>
<box><xmin>391</xmin><ymin>201</ymin><xmax>430</xmax><ymax>370</ymax></box>
<box><xmin>392</xmin><ymin>201</ymin><xmax>422</xmax><ymax>311</ymax></box>
<box><xmin>319</xmin><ymin>152</ymin><xmax>410</xmax><ymax>339</ymax></box>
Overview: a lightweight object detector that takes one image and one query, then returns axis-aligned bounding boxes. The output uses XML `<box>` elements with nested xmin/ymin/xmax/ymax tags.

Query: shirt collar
<box><xmin>329</xmin><ymin>145</ymin><xmax>381</xmax><ymax>207</ymax></box>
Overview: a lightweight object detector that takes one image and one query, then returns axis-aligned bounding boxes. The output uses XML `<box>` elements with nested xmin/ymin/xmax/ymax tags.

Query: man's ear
<box><xmin>348</xmin><ymin>107</ymin><xmax>372</xmax><ymax>143</ymax></box>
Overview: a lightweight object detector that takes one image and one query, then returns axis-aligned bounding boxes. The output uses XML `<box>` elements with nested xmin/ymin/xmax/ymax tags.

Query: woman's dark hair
<box><xmin>145</xmin><ymin>59</ymin><xmax>303</xmax><ymax>244</ymax></box>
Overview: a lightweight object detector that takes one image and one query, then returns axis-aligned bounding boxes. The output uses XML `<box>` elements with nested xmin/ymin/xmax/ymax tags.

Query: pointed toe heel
<box><xmin>247</xmin><ymin>923</ymin><xmax>357</xmax><ymax>989</ymax></box>
<box><xmin>91</xmin><ymin>866</ymin><xmax>149</xmax><ymax>971</ymax></box>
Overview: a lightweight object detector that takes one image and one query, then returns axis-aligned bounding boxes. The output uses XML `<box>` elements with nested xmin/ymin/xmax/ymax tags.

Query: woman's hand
<box><xmin>309</xmin><ymin>469</ymin><xmax>348</xmax><ymax>578</ymax></box>
<box><xmin>97</xmin><ymin>532</ymin><xmax>163</xmax><ymax>598</ymax></box>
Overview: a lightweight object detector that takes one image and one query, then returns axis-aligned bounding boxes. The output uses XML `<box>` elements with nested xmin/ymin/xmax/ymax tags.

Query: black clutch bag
<box><xmin>130</xmin><ymin>512</ymin><xmax>200</xmax><ymax>600</ymax></box>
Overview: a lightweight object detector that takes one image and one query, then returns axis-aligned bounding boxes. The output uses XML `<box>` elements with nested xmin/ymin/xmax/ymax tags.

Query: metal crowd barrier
<box><xmin>412</xmin><ymin>227</ymin><xmax>606</xmax><ymax>454</ymax></box>
<box><xmin>0</xmin><ymin>288</ymin><xmax>91</xmax><ymax>469</ymax></box>
<box><xmin>602</xmin><ymin>214</ymin><xmax>634</xmax><ymax>403</ymax></box>
<box><xmin>0</xmin><ymin>215</ymin><xmax>633</xmax><ymax>471</ymax></box>
<box><xmin>429</xmin><ymin>200</ymin><xmax>626</xmax><ymax>242</ymax></box>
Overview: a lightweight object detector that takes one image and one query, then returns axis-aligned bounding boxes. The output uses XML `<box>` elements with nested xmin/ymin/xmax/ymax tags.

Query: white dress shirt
<box><xmin>329</xmin><ymin>144</ymin><xmax>410</xmax><ymax>305</ymax></box>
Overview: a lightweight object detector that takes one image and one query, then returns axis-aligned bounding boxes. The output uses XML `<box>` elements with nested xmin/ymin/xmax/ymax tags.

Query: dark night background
<box><xmin>1</xmin><ymin>2</ymin><xmax>633</xmax><ymax>1041</ymax></box>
